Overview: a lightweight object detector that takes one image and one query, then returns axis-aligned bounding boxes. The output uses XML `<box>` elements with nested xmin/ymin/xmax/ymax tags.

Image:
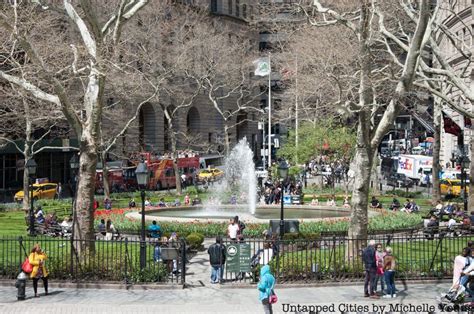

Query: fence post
<box><xmin>70</xmin><ymin>233</ymin><xmax>74</xmax><ymax>281</ymax></box>
<box><xmin>18</xmin><ymin>236</ymin><xmax>23</xmax><ymax>273</ymax></box>
<box><xmin>440</xmin><ymin>233</ymin><xmax>443</xmax><ymax>276</ymax></box>
<box><xmin>181</xmin><ymin>238</ymin><xmax>186</xmax><ymax>285</ymax></box>
<box><xmin>124</xmin><ymin>238</ymin><xmax>128</xmax><ymax>286</ymax></box>
<box><xmin>332</xmin><ymin>236</ymin><xmax>336</xmax><ymax>280</ymax></box>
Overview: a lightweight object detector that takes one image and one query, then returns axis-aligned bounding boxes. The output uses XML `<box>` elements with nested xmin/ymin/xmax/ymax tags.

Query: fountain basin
<box><xmin>126</xmin><ymin>205</ymin><xmax>352</xmax><ymax>223</ymax></box>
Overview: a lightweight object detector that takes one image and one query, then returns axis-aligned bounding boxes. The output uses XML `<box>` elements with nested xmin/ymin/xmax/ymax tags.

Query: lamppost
<box><xmin>69</xmin><ymin>154</ymin><xmax>79</xmax><ymax>209</ymax></box>
<box><xmin>458</xmin><ymin>153</ymin><xmax>470</xmax><ymax>212</ymax></box>
<box><xmin>135</xmin><ymin>162</ymin><xmax>149</xmax><ymax>270</ymax></box>
<box><xmin>25</xmin><ymin>159</ymin><xmax>37</xmax><ymax>237</ymax></box>
<box><xmin>278</xmin><ymin>160</ymin><xmax>289</xmax><ymax>240</ymax></box>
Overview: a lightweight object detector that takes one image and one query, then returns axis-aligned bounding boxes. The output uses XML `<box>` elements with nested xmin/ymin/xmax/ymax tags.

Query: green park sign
<box><xmin>225</xmin><ymin>243</ymin><xmax>251</xmax><ymax>273</ymax></box>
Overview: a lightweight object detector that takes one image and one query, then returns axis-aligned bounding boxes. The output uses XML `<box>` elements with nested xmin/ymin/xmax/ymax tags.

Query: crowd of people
<box><xmin>260</xmin><ymin>178</ymin><xmax>303</xmax><ymax>205</ymax></box>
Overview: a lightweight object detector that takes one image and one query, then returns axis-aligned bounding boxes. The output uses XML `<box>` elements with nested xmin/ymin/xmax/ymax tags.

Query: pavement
<box><xmin>0</xmin><ymin>280</ymin><xmax>452</xmax><ymax>313</ymax></box>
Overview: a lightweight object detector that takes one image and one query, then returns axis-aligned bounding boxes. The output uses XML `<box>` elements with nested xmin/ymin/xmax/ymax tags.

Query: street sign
<box><xmin>226</xmin><ymin>243</ymin><xmax>251</xmax><ymax>273</ymax></box>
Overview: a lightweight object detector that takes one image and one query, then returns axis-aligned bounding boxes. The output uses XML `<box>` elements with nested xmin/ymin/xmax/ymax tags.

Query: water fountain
<box><xmin>133</xmin><ymin>139</ymin><xmax>351</xmax><ymax>222</ymax></box>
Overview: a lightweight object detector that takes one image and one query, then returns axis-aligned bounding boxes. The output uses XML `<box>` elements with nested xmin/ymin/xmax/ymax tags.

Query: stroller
<box><xmin>438</xmin><ymin>282</ymin><xmax>470</xmax><ymax>311</ymax></box>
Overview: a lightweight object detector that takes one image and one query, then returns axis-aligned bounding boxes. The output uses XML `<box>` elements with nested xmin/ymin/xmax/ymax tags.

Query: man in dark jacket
<box><xmin>362</xmin><ymin>240</ymin><xmax>378</xmax><ymax>298</ymax></box>
<box><xmin>208</xmin><ymin>236</ymin><xmax>226</xmax><ymax>284</ymax></box>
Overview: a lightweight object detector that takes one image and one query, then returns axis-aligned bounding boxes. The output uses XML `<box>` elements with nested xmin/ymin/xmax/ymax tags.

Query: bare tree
<box><xmin>300</xmin><ymin>0</ymin><xmax>433</xmax><ymax>247</ymax></box>
<box><xmin>0</xmin><ymin>86</ymin><xmax>70</xmax><ymax>211</ymax></box>
<box><xmin>0</xmin><ymin>0</ymin><xmax>149</xmax><ymax>252</ymax></box>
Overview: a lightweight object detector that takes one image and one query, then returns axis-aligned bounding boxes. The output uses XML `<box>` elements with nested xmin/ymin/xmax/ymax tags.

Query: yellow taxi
<box><xmin>14</xmin><ymin>183</ymin><xmax>58</xmax><ymax>202</ymax></box>
<box><xmin>198</xmin><ymin>168</ymin><xmax>224</xmax><ymax>182</ymax></box>
<box><xmin>440</xmin><ymin>179</ymin><xmax>469</xmax><ymax>197</ymax></box>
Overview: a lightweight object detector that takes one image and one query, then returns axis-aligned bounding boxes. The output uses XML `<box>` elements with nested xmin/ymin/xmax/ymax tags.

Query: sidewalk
<box><xmin>0</xmin><ymin>281</ymin><xmax>450</xmax><ymax>313</ymax></box>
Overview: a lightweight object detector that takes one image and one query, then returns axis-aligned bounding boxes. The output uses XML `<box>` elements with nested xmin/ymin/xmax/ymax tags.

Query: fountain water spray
<box><xmin>203</xmin><ymin>138</ymin><xmax>256</xmax><ymax>215</ymax></box>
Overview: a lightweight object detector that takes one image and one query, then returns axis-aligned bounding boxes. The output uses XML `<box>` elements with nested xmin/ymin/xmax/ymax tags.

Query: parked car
<box><xmin>440</xmin><ymin>179</ymin><xmax>470</xmax><ymax>197</ymax></box>
<box><xmin>386</xmin><ymin>173</ymin><xmax>414</xmax><ymax>188</ymax></box>
<box><xmin>14</xmin><ymin>182</ymin><xmax>58</xmax><ymax>202</ymax></box>
<box><xmin>198</xmin><ymin>168</ymin><xmax>224</xmax><ymax>181</ymax></box>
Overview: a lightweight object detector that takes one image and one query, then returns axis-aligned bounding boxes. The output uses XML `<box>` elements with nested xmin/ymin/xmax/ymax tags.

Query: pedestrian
<box><xmin>98</xmin><ymin>219</ymin><xmax>106</xmax><ymax>237</ymax></box>
<box><xmin>362</xmin><ymin>240</ymin><xmax>378</xmax><ymax>298</ymax></box>
<box><xmin>383</xmin><ymin>247</ymin><xmax>397</xmax><ymax>298</ymax></box>
<box><xmin>184</xmin><ymin>194</ymin><xmax>190</xmax><ymax>206</ymax></box>
<box><xmin>257</xmin><ymin>265</ymin><xmax>276</xmax><ymax>314</ymax></box>
<box><xmin>105</xmin><ymin>219</ymin><xmax>116</xmax><ymax>240</ymax></box>
<box><xmin>56</xmin><ymin>183</ymin><xmax>62</xmax><ymax>199</ymax></box>
<box><xmin>148</xmin><ymin>220</ymin><xmax>162</xmax><ymax>239</ymax></box>
<box><xmin>374</xmin><ymin>243</ymin><xmax>385</xmax><ymax>295</ymax></box>
<box><xmin>227</xmin><ymin>217</ymin><xmax>239</xmax><ymax>242</ymax></box>
<box><xmin>29</xmin><ymin>243</ymin><xmax>48</xmax><ymax>297</ymax></box>
<box><xmin>234</xmin><ymin>215</ymin><xmax>246</xmax><ymax>242</ymax></box>
<box><xmin>258</xmin><ymin>242</ymin><xmax>274</xmax><ymax>266</ymax></box>
<box><xmin>207</xmin><ymin>236</ymin><xmax>226</xmax><ymax>284</ymax></box>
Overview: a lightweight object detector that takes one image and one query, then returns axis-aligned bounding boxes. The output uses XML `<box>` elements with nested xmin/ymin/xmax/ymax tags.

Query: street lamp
<box><xmin>70</xmin><ymin>154</ymin><xmax>79</xmax><ymax>208</ymax></box>
<box><xmin>459</xmin><ymin>154</ymin><xmax>470</xmax><ymax>212</ymax></box>
<box><xmin>278</xmin><ymin>160</ymin><xmax>289</xmax><ymax>240</ymax></box>
<box><xmin>26</xmin><ymin>158</ymin><xmax>37</xmax><ymax>237</ymax></box>
<box><xmin>135</xmin><ymin>162</ymin><xmax>149</xmax><ymax>269</ymax></box>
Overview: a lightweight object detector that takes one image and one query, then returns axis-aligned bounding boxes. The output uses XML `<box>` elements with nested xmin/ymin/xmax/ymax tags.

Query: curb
<box><xmin>0</xmin><ymin>279</ymin><xmax>184</xmax><ymax>290</ymax></box>
<box><xmin>0</xmin><ymin>278</ymin><xmax>450</xmax><ymax>290</ymax></box>
<box><xmin>218</xmin><ymin>278</ymin><xmax>451</xmax><ymax>289</ymax></box>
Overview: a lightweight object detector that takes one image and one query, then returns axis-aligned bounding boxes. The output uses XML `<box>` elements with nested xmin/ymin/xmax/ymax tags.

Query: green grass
<box><xmin>272</xmin><ymin>235</ymin><xmax>474</xmax><ymax>280</ymax></box>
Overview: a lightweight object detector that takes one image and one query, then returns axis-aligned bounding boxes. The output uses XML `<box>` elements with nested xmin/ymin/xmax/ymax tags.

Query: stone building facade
<box><xmin>436</xmin><ymin>0</ymin><xmax>473</xmax><ymax>167</ymax></box>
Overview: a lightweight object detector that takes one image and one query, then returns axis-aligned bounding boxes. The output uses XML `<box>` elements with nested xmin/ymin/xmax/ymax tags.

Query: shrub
<box><xmin>186</xmin><ymin>232</ymin><xmax>204</xmax><ymax>250</ymax></box>
<box><xmin>127</xmin><ymin>263</ymin><xmax>169</xmax><ymax>283</ymax></box>
<box><xmin>390</xmin><ymin>190</ymin><xmax>423</xmax><ymax>199</ymax></box>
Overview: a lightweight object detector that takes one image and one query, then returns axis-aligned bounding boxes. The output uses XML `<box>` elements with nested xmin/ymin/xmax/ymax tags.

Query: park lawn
<box><xmin>0</xmin><ymin>211</ymin><xmax>28</xmax><ymax>237</ymax></box>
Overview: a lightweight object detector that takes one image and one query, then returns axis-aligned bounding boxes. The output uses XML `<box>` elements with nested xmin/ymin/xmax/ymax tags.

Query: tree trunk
<box><xmin>22</xmin><ymin>143</ymin><xmax>31</xmax><ymax>212</ymax></box>
<box><xmin>347</xmin><ymin>119</ymin><xmax>373</xmax><ymax>257</ymax></box>
<box><xmin>224</xmin><ymin>123</ymin><xmax>230</xmax><ymax>155</ymax></box>
<box><xmin>168</xmin><ymin>119</ymin><xmax>182</xmax><ymax>195</ymax></box>
<box><xmin>372</xmin><ymin>152</ymin><xmax>380</xmax><ymax>195</ymax></box>
<box><xmin>101</xmin><ymin>151</ymin><xmax>110</xmax><ymax>199</ymax></box>
<box><xmin>22</xmin><ymin>116</ymin><xmax>33</xmax><ymax>212</ymax></box>
<box><xmin>432</xmin><ymin>104</ymin><xmax>441</xmax><ymax>203</ymax></box>
<box><xmin>469</xmin><ymin>134</ymin><xmax>474</xmax><ymax>210</ymax></box>
<box><xmin>73</xmin><ymin>139</ymin><xmax>98</xmax><ymax>255</ymax></box>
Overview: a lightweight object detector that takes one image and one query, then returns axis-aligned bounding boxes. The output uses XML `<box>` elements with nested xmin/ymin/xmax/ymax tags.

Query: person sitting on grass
<box><xmin>35</xmin><ymin>206</ymin><xmax>45</xmax><ymax>224</ymax></box>
<box><xmin>326</xmin><ymin>195</ymin><xmax>336</xmax><ymax>207</ymax></box>
<box><xmin>128</xmin><ymin>198</ymin><xmax>136</xmax><ymax>208</ymax></box>
<box><xmin>370</xmin><ymin>196</ymin><xmax>382</xmax><ymax>209</ymax></box>
<box><xmin>104</xmin><ymin>198</ymin><xmax>112</xmax><ymax>211</ymax></box>
<box><xmin>343</xmin><ymin>195</ymin><xmax>350</xmax><ymax>208</ymax></box>
<box><xmin>144</xmin><ymin>197</ymin><xmax>152</xmax><ymax>207</ymax></box>
<box><xmin>310</xmin><ymin>195</ymin><xmax>319</xmax><ymax>206</ymax></box>
<box><xmin>389</xmin><ymin>198</ymin><xmax>401</xmax><ymax>211</ymax></box>
<box><xmin>148</xmin><ymin>220</ymin><xmax>162</xmax><ymax>239</ymax></box>
<box><xmin>158</xmin><ymin>198</ymin><xmax>166</xmax><ymax>207</ymax></box>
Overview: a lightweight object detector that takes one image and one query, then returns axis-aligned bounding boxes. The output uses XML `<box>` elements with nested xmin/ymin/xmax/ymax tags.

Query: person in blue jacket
<box><xmin>258</xmin><ymin>265</ymin><xmax>275</xmax><ymax>314</ymax></box>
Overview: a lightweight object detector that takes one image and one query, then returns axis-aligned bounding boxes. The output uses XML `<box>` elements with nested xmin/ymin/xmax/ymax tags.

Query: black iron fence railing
<box><xmin>221</xmin><ymin>233</ymin><xmax>474</xmax><ymax>284</ymax></box>
<box><xmin>0</xmin><ymin>236</ymin><xmax>186</xmax><ymax>285</ymax></box>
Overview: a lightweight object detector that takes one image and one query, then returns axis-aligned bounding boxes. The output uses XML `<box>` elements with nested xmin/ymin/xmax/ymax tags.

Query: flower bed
<box><xmin>95</xmin><ymin>208</ymin><xmax>423</xmax><ymax>238</ymax></box>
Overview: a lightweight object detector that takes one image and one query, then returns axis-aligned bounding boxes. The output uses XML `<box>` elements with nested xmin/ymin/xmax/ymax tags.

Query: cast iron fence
<box><xmin>222</xmin><ymin>231</ymin><xmax>474</xmax><ymax>284</ymax></box>
<box><xmin>0</xmin><ymin>236</ymin><xmax>186</xmax><ymax>285</ymax></box>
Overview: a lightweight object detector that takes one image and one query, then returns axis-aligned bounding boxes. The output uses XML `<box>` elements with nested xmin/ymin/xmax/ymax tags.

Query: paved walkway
<box><xmin>0</xmin><ymin>239</ymin><xmax>453</xmax><ymax>313</ymax></box>
<box><xmin>0</xmin><ymin>282</ymin><xmax>451</xmax><ymax>313</ymax></box>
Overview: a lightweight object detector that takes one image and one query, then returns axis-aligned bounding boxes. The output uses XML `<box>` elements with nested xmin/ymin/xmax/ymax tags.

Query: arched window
<box><xmin>228</xmin><ymin>0</ymin><xmax>233</xmax><ymax>14</ymax></box>
<box><xmin>242</xmin><ymin>4</ymin><xmax>247</xmax><ymax>19</ymax></box>
<box><xmin>235</xmin><ymin>0</ymin><xmax>240</xmax><ymax>16</ymax></box>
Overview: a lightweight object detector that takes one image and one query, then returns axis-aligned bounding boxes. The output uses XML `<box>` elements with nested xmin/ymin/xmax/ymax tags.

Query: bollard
<box><xmin>15</xmin><ymin>271</ymin><xmax>27</xmax><ymax>300</ymax></box>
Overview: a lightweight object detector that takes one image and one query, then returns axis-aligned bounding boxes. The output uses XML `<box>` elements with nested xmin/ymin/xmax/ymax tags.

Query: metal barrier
<box><xmin>0</xmin><ymin>236</ymin><xmax>186</xmax><ymax>284</ymax></box>
<box><xmin>221</xmin><ymin>232</ymin><xmax>474</xmax><ymax>284</ymax></box>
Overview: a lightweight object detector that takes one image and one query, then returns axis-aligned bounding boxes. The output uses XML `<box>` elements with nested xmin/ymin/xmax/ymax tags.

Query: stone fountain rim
<box><xmin>125</xmin><ymin>204</ymin><xmax>372</xmax><ymax>224</ymax></box>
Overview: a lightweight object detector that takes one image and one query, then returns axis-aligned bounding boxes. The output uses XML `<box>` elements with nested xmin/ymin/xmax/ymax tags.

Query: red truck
<box><xmin>95</xmin><ymin>164</ymin><xmax>138</xmax><ymax>194</ymax></box>
<box><xmin>141</xmin><ymin>152</ymin><xmax>200</xmax><ymax>190</ymax></box>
